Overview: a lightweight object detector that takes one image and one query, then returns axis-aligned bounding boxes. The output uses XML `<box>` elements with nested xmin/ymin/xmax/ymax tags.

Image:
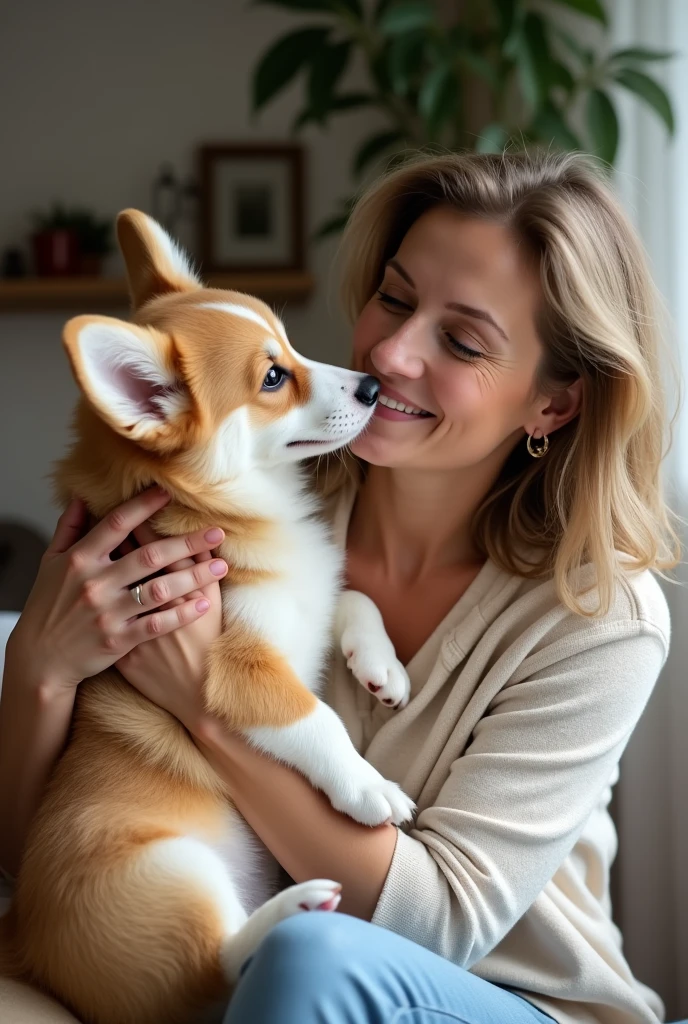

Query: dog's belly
<box><xmin>206</xmin><ymin>806</ymin><xmax>281</xmax><ymax>916</ymax></box>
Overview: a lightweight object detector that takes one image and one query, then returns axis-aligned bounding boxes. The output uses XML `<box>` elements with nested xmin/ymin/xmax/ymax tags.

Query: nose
<box><xmin>354</xmin><ymin>375</ymin><xmax>380</xmax><ymax>406</ymax></box>
<box><xmin>370</xmin><ymin>327</ymin><xmax>425</xmax><ymax>379</ymax></box>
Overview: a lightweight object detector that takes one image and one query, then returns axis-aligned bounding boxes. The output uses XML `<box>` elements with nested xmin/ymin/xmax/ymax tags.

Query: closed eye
<box><xmin>376</xmin><ymin>290</ymin><xmax>413</xmax><ymax>312</ymax></box>
<box><xmin>377</xmin><ymin>290</ymin><xmax>482</xmax><ymax>361</ymax></box>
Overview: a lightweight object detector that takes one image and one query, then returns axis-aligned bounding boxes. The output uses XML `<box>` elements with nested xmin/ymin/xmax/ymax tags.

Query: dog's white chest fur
<box><xmin>221</xmin><ymin>478</ymin><xmax>343</xmax><ymax>693</ymax></box>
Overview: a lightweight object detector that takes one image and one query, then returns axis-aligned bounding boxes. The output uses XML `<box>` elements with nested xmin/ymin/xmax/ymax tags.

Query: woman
<box><xmin>0</xmin><ymin>151</ymin><xmax>681</xmax><ymax>1024</ymax></box>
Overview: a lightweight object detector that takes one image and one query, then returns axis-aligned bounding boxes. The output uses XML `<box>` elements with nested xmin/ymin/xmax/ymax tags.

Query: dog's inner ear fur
<box><xmin>65</xmin><ymin>317</ymin><xmax>191</xmax><ymax>442</ymax></box>
<box><xmin>117</xmin><ymin>209</ymin><xmax>202</xmax><ymax>311</ymax></box>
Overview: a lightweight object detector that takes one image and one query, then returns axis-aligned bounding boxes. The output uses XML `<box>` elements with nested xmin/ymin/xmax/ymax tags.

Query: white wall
<box><xmin>0</xmin><ymin>0</ymin><xmax>382</xmax><ymax>538</ymax></box>
<box><xmin>610</xmin><ymin>2</ymin><xmax>688</xmax><ymax>1018</ymax></box>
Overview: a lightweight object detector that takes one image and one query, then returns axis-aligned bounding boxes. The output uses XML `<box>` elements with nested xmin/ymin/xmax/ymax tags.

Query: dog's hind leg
<box><xmin>220</xmin><ymin>878</ymin><xmax>342</xmax><ymax>983</ymax></box>
<box><xmin>24</xmin><ymin>834</ymin><xmax>247</xmax><ymax>1024</ymax></box>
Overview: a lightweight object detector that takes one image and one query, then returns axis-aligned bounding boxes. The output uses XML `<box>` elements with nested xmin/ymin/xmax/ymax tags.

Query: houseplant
<box><xmin>31</xmin><ymin>205</ymin><xmax>113</xmax><ymax>276</ymax></box>
<box><xmin>251</xmin><ymin>0</ymin><xmax>675</xmax><ymax>234</ymax></box>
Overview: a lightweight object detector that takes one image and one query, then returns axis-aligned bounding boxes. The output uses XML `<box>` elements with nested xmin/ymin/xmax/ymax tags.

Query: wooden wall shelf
<box><xmin>0</xmin><ymin>271</ymin><xmax>314</xmax><ymax>312</ymax></box>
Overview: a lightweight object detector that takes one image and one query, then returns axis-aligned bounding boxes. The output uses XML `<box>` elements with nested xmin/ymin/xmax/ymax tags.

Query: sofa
<box><xmin>0</xmin><ymin>612</ymin><xmax>82</xmax><ymax>1021</ymax></box>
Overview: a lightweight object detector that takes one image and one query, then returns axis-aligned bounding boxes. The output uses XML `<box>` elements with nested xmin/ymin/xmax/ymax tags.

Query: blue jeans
<box><xmin>222</xmin><ymin>911</ymin><xmax>556</xmax><ymax>1024</ymax></box>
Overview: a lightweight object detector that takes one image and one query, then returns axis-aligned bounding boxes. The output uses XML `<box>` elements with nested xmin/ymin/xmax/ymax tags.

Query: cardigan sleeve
<box><xmin>371</xmin><ymin>622</ymin><xmax>668</xmax><ymax>968</ymax></box>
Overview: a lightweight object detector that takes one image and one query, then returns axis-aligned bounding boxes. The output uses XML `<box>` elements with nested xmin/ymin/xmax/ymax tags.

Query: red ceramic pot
<box><xmin>32</xmin><ymin>229</ymin><xmax>81</xmax><ymax>276</ymax></box>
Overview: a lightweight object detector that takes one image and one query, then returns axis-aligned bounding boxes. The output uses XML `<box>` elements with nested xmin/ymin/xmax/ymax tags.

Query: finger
<box><xmin>78</xmin><ymin>488</ymin><xmax>171</xmax><ymax>561</ymax></box>
<box><xmin>123</xmin><ymin>559</ymin><xmax>227</xmax><ymax>615</ymax></box>
<box><xmin>116</xmin><ymin>532</ymin><xmax>227</xmax><ymax>595</ymax></box>
<box><xmin>132</xmin><ymin>522</ymin><xmax>160</xmax><ymax>548</ymax></box>
<box><xmin>132</xmin><ymin>523</ymin><xmax>218</xmax><ymax>573</ymax></box>
<box><xmin>111</xmin><ymin>536</ymin><xmax>136</xmax><ymax>562</ymax></box>
<box><xmin>127</xmin><ymin>596</ymin><xmax>213</xmax><ymax>646</ymax></box>
<box><xmin>47</xmin><ymin>499</ymin><xmax>88</xmax><ymax>556</ymax></box>
<box><xmin>132</xmin><ymin>522</ymin><xmax>195</xmax><ymax>573</ymax></box>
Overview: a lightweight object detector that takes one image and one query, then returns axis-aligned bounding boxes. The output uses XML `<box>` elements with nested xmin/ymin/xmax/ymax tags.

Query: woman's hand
<box><xmin>7</xmin><ymin>487</ymin><xmax>228</xmax><ymax>696</ymax></box>
<box><xmin>115</xmin><ymin>520</ymin><xmax>225</xmax><ymax>733</ymax></box>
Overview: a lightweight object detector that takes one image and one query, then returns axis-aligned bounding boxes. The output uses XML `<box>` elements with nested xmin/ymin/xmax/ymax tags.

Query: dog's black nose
<box><xmin>354</xmin><ymin>375</ymin><xmax>380</xmax><ymax>407</ymax></box>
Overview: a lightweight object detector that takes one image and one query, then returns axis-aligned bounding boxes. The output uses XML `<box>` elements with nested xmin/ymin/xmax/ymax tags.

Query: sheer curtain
<box><xmin>610</xmin><ymin>2</ymin><xmax>688</xmax><ymax>1019</ymax></box>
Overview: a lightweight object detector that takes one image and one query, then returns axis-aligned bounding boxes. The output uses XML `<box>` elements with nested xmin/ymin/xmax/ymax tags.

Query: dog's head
<box><xmin>62</xmin><ymin>210</ymin><xmax>378</xmax><ymax>484</ymax></box>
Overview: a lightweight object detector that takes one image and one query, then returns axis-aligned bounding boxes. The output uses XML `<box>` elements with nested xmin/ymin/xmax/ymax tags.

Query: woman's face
<box><xmin>350</xmin><ymin>207</ymin><xmax>554</xmax><ymax>473</ymax></box>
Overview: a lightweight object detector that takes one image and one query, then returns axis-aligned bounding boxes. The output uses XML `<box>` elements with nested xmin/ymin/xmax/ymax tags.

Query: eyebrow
<box><xmin>385</xmin><ymin>259</ymin><xmax>511</xmax><ymax>344</ymax></box>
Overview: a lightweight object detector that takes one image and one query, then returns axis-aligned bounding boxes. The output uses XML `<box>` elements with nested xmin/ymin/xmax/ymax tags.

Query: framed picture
<box><xmin>199</xmin><ymin>144</ymin><xmax>305</xmax><ymax>273</ymax></box>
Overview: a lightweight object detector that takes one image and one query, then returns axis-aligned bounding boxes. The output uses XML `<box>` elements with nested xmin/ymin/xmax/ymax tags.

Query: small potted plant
<box><xmin>31</xmin><ymin>204</ymin><xmax>82</xmax><ymax>277</ymax></box>
<box><xmin>69</xmin><ymin>209</ymin><xmax>114</xmax><ymax>276</ymax></box>
<box><xmin>30</xmin><ymin>205</ymin><xmax>114</xmax><ymax>276</ymax></box>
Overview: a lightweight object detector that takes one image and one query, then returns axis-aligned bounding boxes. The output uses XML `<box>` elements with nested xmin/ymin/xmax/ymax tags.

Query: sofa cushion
<box><xmin>0</xmin><ymin>977</ymin><xmax>80</xmax><ymax>1023</ymax></box>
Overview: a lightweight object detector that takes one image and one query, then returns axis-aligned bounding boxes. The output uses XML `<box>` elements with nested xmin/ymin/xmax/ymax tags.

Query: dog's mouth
<box><xmin>286</xmin><ymin>440</ymin><xmax>332</xmax><ymax>448</ymax></box>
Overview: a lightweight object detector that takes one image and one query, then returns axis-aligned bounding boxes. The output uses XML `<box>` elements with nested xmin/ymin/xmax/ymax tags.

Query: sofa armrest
<box><xmin>0</xmin><ymin>976</ymin><xmax>80</xmax><ymax>1023</ymax></box>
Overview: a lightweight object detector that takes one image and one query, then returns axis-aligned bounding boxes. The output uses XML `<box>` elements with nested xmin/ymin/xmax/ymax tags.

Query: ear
<box><xmin>63</xmin><ymin>315</ymin><xmax>191</xmax><ymax>444</ymax></box>
<box><xmin>116</xmin><ymin>209</ymin><xmax>202</xmax><ymax>311</ymax></box>
<box><xmin>527</xmin><ymin>378</ymin><xmax>583</xmax><ymax>438</ymax></box>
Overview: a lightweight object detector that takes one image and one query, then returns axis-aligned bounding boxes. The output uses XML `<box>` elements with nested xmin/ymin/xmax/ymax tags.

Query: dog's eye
<box><xmin>262</xmin><ymin>366</ymin><xmax>288</xmax><ymax>391</ymax></box>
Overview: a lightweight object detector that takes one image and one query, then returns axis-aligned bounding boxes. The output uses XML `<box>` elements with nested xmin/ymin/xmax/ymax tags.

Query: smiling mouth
<box><xmin>378</xmin><ymin>393</ymin><xmax>434</xmax><ymax>418</ymax></box>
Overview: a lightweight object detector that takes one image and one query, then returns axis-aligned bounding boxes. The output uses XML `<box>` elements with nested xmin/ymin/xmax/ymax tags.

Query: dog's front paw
<box><xmin>330</xmin><ymin>773</ymin><xmax>416</xmax><ymax>827</ymax></box>
<box><xmin>343</xmin><ymin>633</ymin><xmax>411</xmax><ymax>710</ymax></box>
<box><xmin>277</xmin><ymin>879</ymin><xmax>343</xmax><ymax>917</ymax></box>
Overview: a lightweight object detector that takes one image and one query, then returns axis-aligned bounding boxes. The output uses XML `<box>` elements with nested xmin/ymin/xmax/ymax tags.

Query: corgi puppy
<box><xmin>2</xmin><ymin>211</ymin><xmax>413</xmax><ymax>1024</ymax></box>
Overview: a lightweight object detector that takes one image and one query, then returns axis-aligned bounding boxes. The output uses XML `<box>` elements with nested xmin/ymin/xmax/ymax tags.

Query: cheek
<box><xmin>351</xmin><ymin>303</ymin><xmax>383</xmax><ymax>371</ymax></box>
<box><xmin>433</xmin><ymin>363</ymin><xmax>534</xmax><ymax>432</ymax></box>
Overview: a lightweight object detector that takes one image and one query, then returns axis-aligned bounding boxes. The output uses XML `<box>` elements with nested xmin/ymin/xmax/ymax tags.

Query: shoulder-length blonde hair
<box><xmin>314</xmin><ymin>150</ymin><xmax>681</xmax><ymax>616</ymax></box>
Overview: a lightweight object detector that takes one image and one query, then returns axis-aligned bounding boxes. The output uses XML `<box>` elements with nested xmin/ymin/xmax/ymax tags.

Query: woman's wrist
<box><xmin>189</xmin><ymin>712</ymin><xmax>247</xmax><ymax>769</ymax></box>
<box><xmin>4</xmin><ymin>631</ymin><xmax>80</xmax><ymax>701</ymax></box>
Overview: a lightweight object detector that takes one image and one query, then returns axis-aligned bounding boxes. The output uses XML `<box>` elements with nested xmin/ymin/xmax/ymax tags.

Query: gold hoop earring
<box><xmin>527</xmin><ymin>432</ymin><xmax>549</xmax><ymax>458</ymax></box>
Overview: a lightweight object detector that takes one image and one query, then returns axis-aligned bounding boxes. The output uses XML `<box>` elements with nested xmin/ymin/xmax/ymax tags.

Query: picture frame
<box><xmin>198</xmin><ymin>144</ymin><xmax>305</xmax><ymax>274</ymax></box>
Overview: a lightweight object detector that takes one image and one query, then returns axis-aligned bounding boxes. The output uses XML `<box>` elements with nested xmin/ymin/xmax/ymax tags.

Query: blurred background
<box><xmin>0</xmin><ymin>0</ymin><xmax>686</xmax><ymax>1018</ymax></box>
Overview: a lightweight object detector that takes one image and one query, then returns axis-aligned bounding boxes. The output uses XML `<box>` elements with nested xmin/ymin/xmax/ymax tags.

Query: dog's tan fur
<box><xmin>1</xmin><ymin>211</ymin><xmax>326</xmax><ymax>1023</ymax></box>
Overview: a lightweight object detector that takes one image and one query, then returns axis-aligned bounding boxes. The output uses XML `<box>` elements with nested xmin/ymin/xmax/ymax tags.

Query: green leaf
<box><xmin>387</xmin><ymin>30</ymin><xmax>427</xmax><ymax>96</ymax></box>
<box><xmin>330</xmin><ymin>92</ymin><xmax>374</xmax><ymax>111</ymax></box>
<box><xmin>550</xmin><ymin>59</ymin><xmax>575</xmax><ymax>95</ymax></box>
<box><xmin>613</xmin><ymin>67</ymin><xmax>675</xmax><ymax>134</ymax></box>
<box><xmin>475</xmin><ymin>123</ymin><xmax>509</xmax><ymax>153</ymax></box>
<box><xmin>547</xmin><ymin>0</ymin><xmax>607</xmax><ymax>26</ymax></box>
<box><xmin>373</xmin><ymin>0</ymin><xmax>395</xmax><ymax>22</ymax></box>
<box><xmin>378</xmin><ymin>1</ymin><xmax>435</xmax><ymax>36</ymax></box>
<box><xmin>532</xmin><ymin>100</ymin><xmax>581</xmax><ymax>150</ymax></box>
<box><xmin>418</xmin><ymin>63</ymin><xmax>458</xmax><ymax>138</ymax></box>
<box><xmin>609</xmin><ymin>47</ymin><xmax>675</xmax><ymax>66</ymax></box>
<box><xmin>586</xmin><ymin>89</ymin><xmax>619</xmax><ymax>164</ymax></box>
<box><xmin>353</xmin><ymin>130</ymin><xmax>405</xmax><ymax>176</ymax></box>
<box><xmin>553</xmin><ymin>28</ymin><xmax>594</xmax><ymax>68</ymax></box>
<box><xmin>459</xmin><ymin>50</ymin><xmax>501</xmax><ymax>92</ymax></box>
<box><xmin>515</xmin><ymin>13</ymin><xmax>551</xmax><ymax>109</ymax></box>
<box><xmin>307</xmin><ymin>39</ymin><xmax>351</xmax><ymax>120</ymax></box>
<box><xmin>255</xmin><ymin>0</ymin><xmax>361</xmax><ymax>12</ymax></box>
<box><xmin>493</xmin><ymin>0</ymin><xmax>518</xmax><ymax>40</ymax></box>
<box><xmin>253</xmin><ymin>27</ymin><xmax>330</xmax><ymax>111</ymax></box>
<box><xmin>294</xmin><ymin>91</ymin><xmax>372</xmax><ymax>130</ymax></box>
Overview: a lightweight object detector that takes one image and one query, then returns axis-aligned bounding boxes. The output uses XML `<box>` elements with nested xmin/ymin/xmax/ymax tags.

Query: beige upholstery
<box><xmin>0</xmin><ymin>976</ymin><xmax>80</xmax><ymax>1023</ymax></box>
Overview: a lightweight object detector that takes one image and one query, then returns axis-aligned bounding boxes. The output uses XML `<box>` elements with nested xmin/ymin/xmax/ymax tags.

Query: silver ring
<box><xmin>132</xmin><ymin>583</ymin><xmax>144</xmax><ymax>607</ymax></box>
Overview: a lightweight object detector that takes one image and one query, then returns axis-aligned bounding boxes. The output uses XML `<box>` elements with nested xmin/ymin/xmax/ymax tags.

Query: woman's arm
<box><xmin>0</xmin><ymin>491</ymin><xmax>227</xmax><ymax>877</ymax></box>
<box><xmin>0</xmin><ymin>654</ymin><xmax>76</xmax><ymax>877</ymax></box>
<box><xmin>195</xmin><ymin>720</ymin><xmax>397</xmax><ymax>921</ymax></box>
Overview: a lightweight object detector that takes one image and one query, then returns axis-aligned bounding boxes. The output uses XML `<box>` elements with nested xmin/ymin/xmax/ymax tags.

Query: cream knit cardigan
<box><xmin>325</xmin><ymin>485</ymin><xmax>670</xmax><ymax>1024</ymax></box>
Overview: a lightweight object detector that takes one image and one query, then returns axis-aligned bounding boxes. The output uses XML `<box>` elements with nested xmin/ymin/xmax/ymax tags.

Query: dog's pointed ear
<box><xmin>63</xmin><ymin>314</ymin><xmax>193</xmax><ymax>446</ymax></box>
<box><xmin>116</xmin><ymin>209</ymin><xmax>202</xmax><ymax>311</ymax></box>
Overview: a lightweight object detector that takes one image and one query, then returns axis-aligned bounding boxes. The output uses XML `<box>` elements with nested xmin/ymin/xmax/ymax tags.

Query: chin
<box><xmin>350</xmin><ymin>432</ymin><xmax>409</xmax><ymax>468</ymax></box>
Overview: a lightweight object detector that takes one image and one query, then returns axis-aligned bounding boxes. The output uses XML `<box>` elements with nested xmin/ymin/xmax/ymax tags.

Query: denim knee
<box><xmin>254</xmin><ymin>910</ymin><xmax>360</xmax><ymax>981</ymax></box>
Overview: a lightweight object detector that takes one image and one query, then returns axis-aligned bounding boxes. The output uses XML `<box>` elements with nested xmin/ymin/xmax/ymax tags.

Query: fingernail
<box><xmin>155</xmin><ymin>486</ymin><xmax>170</xmax><ymax>499</ymax></box>
<box><xmin>196</xmin><ymin>599</ymin><xmax>210</xmax><ymax>612</ymax></box>
<box><xmin>210</xmin><ymin>559</ymin><xmax>227</xmax><ymax>576</ymax></box>
<box><xmin>205</xmin><ymin>528</ymin><xmax>224</xmax><ymax>544</ymax></box>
